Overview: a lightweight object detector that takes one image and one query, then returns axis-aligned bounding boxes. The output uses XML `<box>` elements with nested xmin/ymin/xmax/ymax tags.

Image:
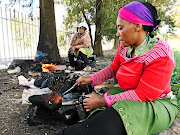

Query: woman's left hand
<box><xmin>71</xmin><ymin>46</ymin><xmax>76</xmax><ymax>53</ymax></box>
<box><xmin>83</xmin><ymin>93</ymin><xmax>107</xmax><ymax>112</ymax></box>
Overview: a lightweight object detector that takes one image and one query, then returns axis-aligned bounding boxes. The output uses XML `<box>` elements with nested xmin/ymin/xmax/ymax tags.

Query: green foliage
<box><xmin>101</xmin><ymin>0</ymin><xmax>133</xmax><ymax>40</ymax></box>
<box><xmin>157</xmin><ymin>33</ymin><xmax>168</xmax><ymax>41</ymax></box>
<box><xmin>57</xmin><ymin>30</ymin><xmax>67</xmax><ymax>46</ymax></box>
<box><xmin>171</xmin><ymin>49</ymin><xmax>180</xmax><ymax>84</ymax></box>
<box><xmin>54</xmin><ymin>0</ymin><xmax>61</xmax><ymax>4</ymax></box>
<box><xmin>177</xmin><ymin>88</ymin><xmax>180</xmax><ymax>107</ymax></box>
<box><xmin>171</xmin><ymin>49</ymin><xmax>180</xmax><ymax>109</ymax></box>
<box><xmin>171</xmin><ymin>84</ymin><xmax>180</xmax><ymax>96</ymax></box>
<box><xmin>171</xmin><ymin>84</ymin><xmax>180</xmax><ymax>110</ymax></box>
<box><xmin>61</xmin><ymin>0</ymin><xmax>96</xmax><ymax>31</ymax></box>
<box><xmin>148</xmin><ymin>0</ymin><xmax>177</xmax><ymax>35</ymax></box>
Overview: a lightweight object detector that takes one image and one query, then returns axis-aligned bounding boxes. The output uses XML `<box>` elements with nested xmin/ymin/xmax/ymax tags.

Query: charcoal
<box><xmin>27</xmin><ymin>104</ymin><xmax>79</xmax><ymax>126</ymax></box>
<box><xmin>89</xmin><ymin>55</ymin><xmax>96</xmax><ymax>68</ymax></box>
<box><xmin>72</xmin><ymin>54</ymin><xmax>96</xmax><ymax>70</ymax></box>
<box><xmin>60</xmin><ymin>74</ymin><xmax>94</xmax><ymax>95</ymax></box>
<box><xmin>27</xmin><ymin>72</ymin><xmax>95</xmax><ymax>126</ymax></box>
<box><xmin>27</xmin><ymin>104</ymin><xmax>62</xmax><ymax>126</ymax></box>
<box><xmin>8</xmin><ymin>59</ymin><xmax>42</xmax><ymax>73</ymax></box>
<box><xmin>28</xmin><ymin>92</ymin><xmax>62</xmax><ymax>110</ymax></box>
<box><xmin>34</xmin><ymin>77</ymin><xmax>47</xmax><ymax>87</ymax></box>
<box><xmin>74</xmin><ymin>59</ymin><xmax>86</xmax><ymax>71</ymax></box>
<box><xmin>27</xmin><ymin>105</ymin><xmax>42</xmax><ymax>126</ymax></box>
<box><xmin>30</xmin><ymin>63</ymin><xmax>42</xmax><ymax>72</ymax></box>
<box><xmin>40</xmin><ymin>78</ymin><xmax>49</xmax><ymax>88</ymax></box>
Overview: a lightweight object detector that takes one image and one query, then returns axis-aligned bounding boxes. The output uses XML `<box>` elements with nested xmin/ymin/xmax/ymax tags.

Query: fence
<box><xmin>0</xmin><ymin>6</ymin><xmax>39</xmax><ymax>66</ymax></box>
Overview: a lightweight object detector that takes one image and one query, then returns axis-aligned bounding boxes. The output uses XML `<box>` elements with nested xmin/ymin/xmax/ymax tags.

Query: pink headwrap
<box><xmin>118</xmin><ymin>1</ymin><xmax>154</xmax><ymax>26</ymax></box>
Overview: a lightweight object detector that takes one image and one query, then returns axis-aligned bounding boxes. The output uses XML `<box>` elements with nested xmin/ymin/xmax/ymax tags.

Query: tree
<box><xmin>94</xmin><ymin>0</ymin><xmax>103</xmax><ymax>56</ymax></box>
<box><xmin>100</xmin><ymin>0</ymin><xmax>133</xmax><ymax>49</ymax></box>
<box><xmin>37</xmin><ymin>0</ymin><xmax>61</xmax><ymax>63</ymax></box>
<box><xmin>149</xmin><ymin>0</ymin><xmax>177</xmax><ymax>36</ymax></box>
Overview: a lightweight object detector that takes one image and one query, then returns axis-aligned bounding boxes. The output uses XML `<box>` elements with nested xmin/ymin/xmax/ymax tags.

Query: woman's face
<box><xmin>116</xmin><ymin>17</ymin><xmax>138</xmax><ymax>47</ymax></box>
<box><xmin>80</xmin><ymin>27</ymin><xmax>85</xmax><ymax>34</ymax></box>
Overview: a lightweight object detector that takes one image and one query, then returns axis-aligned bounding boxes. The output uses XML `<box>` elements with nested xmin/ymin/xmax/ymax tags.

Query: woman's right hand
<box><xmin>73</xmin><ymin>76</ymin><xmax>92</xmax><ymax>86</ymax></box>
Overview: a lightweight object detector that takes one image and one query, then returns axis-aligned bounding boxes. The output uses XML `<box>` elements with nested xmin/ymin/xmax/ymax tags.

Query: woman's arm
<box><xmin>74</xmin><ymin>33</ymin><xmax>91</xmax><ymax>48</ymax></box>
<box><xmin>90</xmin><ymin>66</ymin><xmax>116</xmax><ymax>87</ymax></box>
<box><xmin>72</xmin><ymin>44</ymin><xmax>87</xmax><ymax>49</ymax></box>
<box><xmin>70</xmin><ymin>34</ymin><xmax>77</xmax><ymax>48</ymax></box>
<box><xmin>90</xmin><ymin>46</ymin><xmax>121</xmax><ymax>86</ymax></box>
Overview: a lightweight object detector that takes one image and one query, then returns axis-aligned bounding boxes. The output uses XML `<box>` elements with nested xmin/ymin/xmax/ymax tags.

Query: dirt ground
<box><xmin>0</xmin><ymin>50</ymin><xmax>116</xmax><ymax>135</ymax></box>
<box><xmin>0</xmin><ymin>49</ymin><xmax>179</xmax><ymax>135</ymax></box>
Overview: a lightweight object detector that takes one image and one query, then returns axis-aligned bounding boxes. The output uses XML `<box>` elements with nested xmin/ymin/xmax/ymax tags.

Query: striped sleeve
<box><xmin>104</xmin><ymin>90</ymin><xmax>142</xmax><ymax>107</ymax></box>
<box><xmin>90</xmin><ymin>66</ymin><xmax>115</xmax><ymax>87</ymax></box>
<box><xmin>90</xmin><ymin>45</ymin><xmax>122</xmax><ymax>87</ymax></box>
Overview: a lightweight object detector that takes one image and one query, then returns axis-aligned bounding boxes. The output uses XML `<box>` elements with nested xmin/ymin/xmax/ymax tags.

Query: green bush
<box><xmin>171</xmin><ymin>49</ymin><xmax>180</xmax><ymax>112</ymax></box>
<box><xmin>171</xmin><ymin>50</ymin><xmax>180</xmax><ymax>85</ymax></box>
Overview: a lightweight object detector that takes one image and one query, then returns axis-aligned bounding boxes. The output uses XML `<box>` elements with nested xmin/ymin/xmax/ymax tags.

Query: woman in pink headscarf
<box><xmin>57</xmin><ymin>1</ymin><xmax>178</xmax><ymax>135</ymax></box>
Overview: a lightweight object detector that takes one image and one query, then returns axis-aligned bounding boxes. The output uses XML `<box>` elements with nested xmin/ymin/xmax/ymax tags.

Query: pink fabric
<box><xmin>104</xmin><ymin>92</ymin><xmax>113</xmax><ymax>107</ymax></box>
<box><xmin>90</xmin><ymin>74</ymin><xmax>95</xmax><ymax>87</ymax></box>
<box><xmin>118</xmin><ymin>8</ymin><xmax>154</xmax><ymax>26</ymax></box>
<box><xmin>160</xmin><ymin>94</ymin><xmax>167</xmax><ymax>98</ymax></box>
<box><xmin>104</xmin><ymin>90</ymin><xmax>142</xmax><ymax>107</ymax></box>
<box><xmin>90</xmin><ymin>66</ymin><xmax>115</xmax><ymax>86</ymax></box>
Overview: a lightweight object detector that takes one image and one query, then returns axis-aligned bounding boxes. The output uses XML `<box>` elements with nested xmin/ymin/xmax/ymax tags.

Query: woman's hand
<box><xmin>74</xmin><ymin>76</ymin><xmax>92</xmax><ymax>86</ymax></box>
<box><xmin>71</xmin><ymin>46</ymin><xmax>76</xmax><ymax>53</ymax></box>
<box><xmin>83</xmin><ymin>93</ymin><xmax>107</xmax><ymax>112</ymax></box>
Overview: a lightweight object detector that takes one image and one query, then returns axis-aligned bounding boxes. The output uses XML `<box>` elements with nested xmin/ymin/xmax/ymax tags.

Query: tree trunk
<box><xmin>113</xmin><ymin>36</ymin><xmax>120</xmax><ymax>49</ymax></box>
<box><xmin>82</xmin><ymin>10</ymin><xmax>93</xmax><ymax>46</ymax></box>
<box><xmin>94</xmin><ymin>0</ymin><xmax>103</xmax><ymax>56</ymax></box>
<box><xmin>36</xmin><ymin>0</ymin><xmax>61</xmax><ymax>63</ymax></box>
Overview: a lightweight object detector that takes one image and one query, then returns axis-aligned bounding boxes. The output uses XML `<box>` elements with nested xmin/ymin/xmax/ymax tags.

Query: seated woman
<box><xmin>68</xmin><ymin>25</ymin><xmax>94</xmax><ymax>70</ymax></box>
<box><xmin>58</xmin><ymin>1</ymin><xmax>179</xmax><ymax>135</ymax></box>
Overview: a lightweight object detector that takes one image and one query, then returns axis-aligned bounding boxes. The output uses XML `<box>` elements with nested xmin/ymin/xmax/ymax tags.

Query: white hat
<box><xmin>77</xmin><ymin>23</ymin><xmax>88</xmax><ymax>31</ymax></box>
